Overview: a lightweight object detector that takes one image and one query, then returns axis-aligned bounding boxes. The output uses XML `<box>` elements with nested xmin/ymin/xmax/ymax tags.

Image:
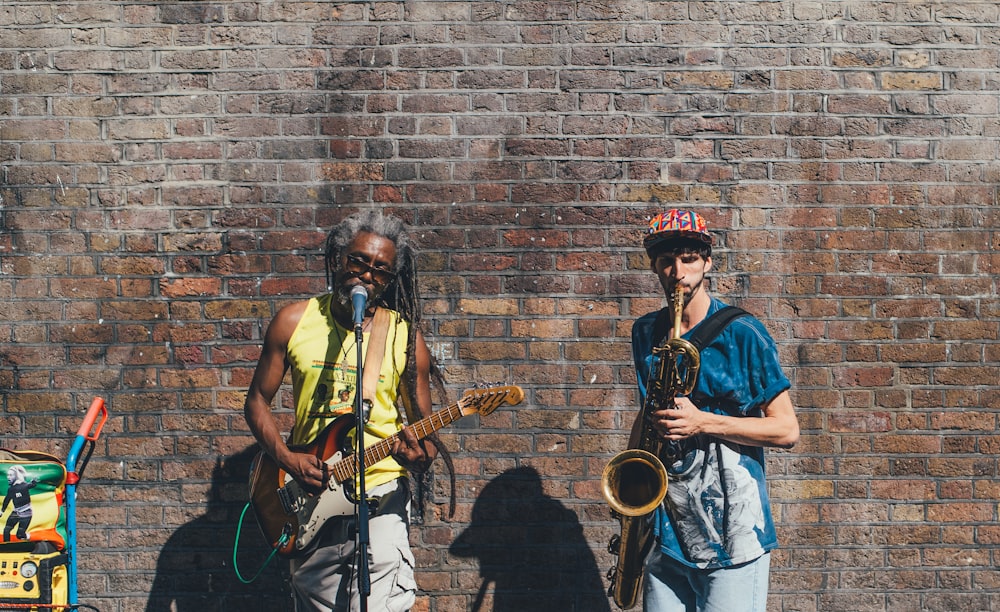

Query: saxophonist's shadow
<box><xmin>449</xmin><ymin>466</ymin><xmax>612</xmax><ymax>612</ymax></box>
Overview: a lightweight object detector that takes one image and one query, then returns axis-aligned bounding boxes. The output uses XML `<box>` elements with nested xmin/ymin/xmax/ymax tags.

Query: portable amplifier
<box><xmin>0</xmin><ymin>548</ymin><xmax>68</xmax><ymax>609</ymax></box>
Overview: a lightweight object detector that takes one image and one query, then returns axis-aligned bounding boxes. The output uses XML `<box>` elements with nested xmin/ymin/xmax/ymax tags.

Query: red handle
<box><xmin>76</xmin><ymin>397</ymin><xmax>108</xmax><ymax>441</ymax></box>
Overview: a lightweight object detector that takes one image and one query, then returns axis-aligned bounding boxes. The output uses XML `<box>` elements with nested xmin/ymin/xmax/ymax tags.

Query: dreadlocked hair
<box><xmin>322</xmin><ymin>209</ymin><xmax>456</xmax><ymax>519</ymax></box>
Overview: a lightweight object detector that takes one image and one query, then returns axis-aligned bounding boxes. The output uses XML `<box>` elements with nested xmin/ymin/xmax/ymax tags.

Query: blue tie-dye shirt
<box><xmin>632</xmin><ymin>297</ymin><xmax>791</xmax><ymax>569</ymax></box>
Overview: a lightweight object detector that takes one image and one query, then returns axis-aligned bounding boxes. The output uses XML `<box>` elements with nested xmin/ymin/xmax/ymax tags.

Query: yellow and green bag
<box><xmin>0</xmin><ymin>450</ymin><xmax>68</xmax><ymax>550</ymax></box>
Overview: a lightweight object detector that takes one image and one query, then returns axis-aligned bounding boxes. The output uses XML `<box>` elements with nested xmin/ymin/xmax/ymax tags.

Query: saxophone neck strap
<box><xmin>652</xmin><ymin>304</ymin><xmax>750</xmax><ymax>351</ymax></box>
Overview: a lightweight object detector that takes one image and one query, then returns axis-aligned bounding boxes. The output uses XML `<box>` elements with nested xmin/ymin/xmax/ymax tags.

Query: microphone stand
<box><xmin>353</xmin><ymin>317</ymin><xmax>371</xmax><ymax>611</ymax></box>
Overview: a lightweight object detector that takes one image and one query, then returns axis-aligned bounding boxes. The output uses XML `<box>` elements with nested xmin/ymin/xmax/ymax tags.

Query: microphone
<box><xmin>350</xmin><ymin>285</ymin><xmax>368</xmax><ymax>328</ymax></box>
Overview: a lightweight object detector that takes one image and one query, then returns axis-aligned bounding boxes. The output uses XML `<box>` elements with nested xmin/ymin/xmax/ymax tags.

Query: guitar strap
<box><xmin>358</xmin><ymin>307</ymin><xmax>412</xmax><ymax>518</ymax></box>
<box><xmin>361</xmin><ymin>307</ymin><xmax>391</xmax><ymax>404</ymax></box>
<box><xmin>388</xmin><ymin>316</ymin><xmax>459</xmax><ymax>520</ymax></box>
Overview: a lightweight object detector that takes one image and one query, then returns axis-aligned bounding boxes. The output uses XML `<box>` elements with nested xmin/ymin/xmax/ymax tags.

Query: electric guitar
<box><xmin>248</xmin><ymin>384</ymin><xmax>524</xmax><ymax>557</ymax></box>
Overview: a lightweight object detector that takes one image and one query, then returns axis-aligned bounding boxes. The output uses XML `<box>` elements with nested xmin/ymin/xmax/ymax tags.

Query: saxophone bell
<box><xmin>603</xmin><ymin>281</ymin><xmax>701</xmax><ymax>609</ymax></box>
<box><xmin>601</xmin><ymin>449</ymin><xmax>668</xmax><ymax>517</ymax></box>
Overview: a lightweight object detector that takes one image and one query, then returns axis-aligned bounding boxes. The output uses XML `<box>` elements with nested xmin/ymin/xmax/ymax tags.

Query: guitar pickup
<box><xmin>277</xmin><ymin>485</ymin><xmax>297</xmax><ymax>514</ymax></box>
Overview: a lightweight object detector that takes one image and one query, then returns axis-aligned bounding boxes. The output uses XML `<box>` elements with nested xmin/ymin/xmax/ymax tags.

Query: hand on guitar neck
<box><xmin>390</xmin><ymin>425</ymin><xmax>436</xmax><ymax>474</ymax></box>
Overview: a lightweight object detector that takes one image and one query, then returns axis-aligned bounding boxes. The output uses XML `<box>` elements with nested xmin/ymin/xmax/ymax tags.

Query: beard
<box><xmin>333</xmin><ymin>278</ymin><xmax>384</xmax><ymax>312</ymax></box>
<box><xmin>333</xmin><ymin>283</ymin><xmax>352</xmax><ymax>307</ymax></box>
<box><xmin>682</xmin><ymin>275</ymin><xmax>706</xmax><ymax>304</ymax></box>
<box><xmin>330</xmin><ymin>270</ymin><xmax>360</xmax><ymax>309</ymax></box>
<box><xmin>664</xmin><ymin>274</ymin><xmax>705</xmax><ymax>306</ymax></box>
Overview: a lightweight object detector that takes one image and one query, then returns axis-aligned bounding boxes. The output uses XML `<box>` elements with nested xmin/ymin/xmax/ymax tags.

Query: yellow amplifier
<box><xmin>0</xmin><ymin>549</ymin><xmax>67</xmax><ymax>609</ymax></box>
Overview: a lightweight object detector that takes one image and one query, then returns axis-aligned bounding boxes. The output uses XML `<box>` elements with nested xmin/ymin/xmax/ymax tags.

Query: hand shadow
<box><xmin>449</xmin><ymin>466</ymin><xmax>612</xmax><ymax>612</ymax></box>
<box><xmin>145</xmin><ymin>445</ymin><xmax>292</xmax><ymax>611</ymax></box>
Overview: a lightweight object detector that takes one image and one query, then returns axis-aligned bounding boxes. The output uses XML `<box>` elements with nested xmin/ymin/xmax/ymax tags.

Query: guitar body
<box><xmin>248</xmin><ymin>415</ymin><xmax>355</xmax><ymax>558</ymax></box>
<box><xmin>248</xmin><ymin>384</ymin><xmax>524</xmax><ymax>558</ymax></box>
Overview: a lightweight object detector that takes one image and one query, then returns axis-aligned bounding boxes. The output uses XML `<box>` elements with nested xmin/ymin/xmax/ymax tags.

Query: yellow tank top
<box><xmin>286</xmin><ymin>294</ymin><xmax>410</xmax><ymax>487</ymax></box>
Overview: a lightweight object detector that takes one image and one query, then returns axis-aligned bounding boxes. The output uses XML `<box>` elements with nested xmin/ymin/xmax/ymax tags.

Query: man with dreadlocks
<box><xmin>244</xmin><ymin>210</ymin><xmax>441</xmax><ymax>611</ymax></box>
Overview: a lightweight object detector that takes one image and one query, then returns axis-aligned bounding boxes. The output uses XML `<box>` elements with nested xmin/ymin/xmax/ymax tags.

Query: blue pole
<box><xmin>64</xmin><ymin>397</ymin><xmax>108</xmax><ymax>607</ymax></box>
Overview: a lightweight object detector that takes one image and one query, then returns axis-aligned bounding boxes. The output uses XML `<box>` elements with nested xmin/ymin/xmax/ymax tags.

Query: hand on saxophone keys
<box><xmin>650</xmin><ymin>396</ymin><xmax>702</xmax><ymax>440</ymax></box>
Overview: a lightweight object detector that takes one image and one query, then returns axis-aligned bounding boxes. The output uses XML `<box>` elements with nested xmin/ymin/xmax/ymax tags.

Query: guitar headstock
<box><xmin>459</xmin><ymin>384</ymin><xmax>524</xmax><ymax>417</ymax></box>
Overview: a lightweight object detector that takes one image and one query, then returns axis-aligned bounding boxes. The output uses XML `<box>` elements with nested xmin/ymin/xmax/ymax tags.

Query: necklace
<box><xmin>331</xmin><ymin>317</ymin><xmax>358</xmax><ymax>358</ymax></box>
<box><xmin>324</xmin><ymin>294</ymin><xmax>375</xmax><ymax>365</ymax></box>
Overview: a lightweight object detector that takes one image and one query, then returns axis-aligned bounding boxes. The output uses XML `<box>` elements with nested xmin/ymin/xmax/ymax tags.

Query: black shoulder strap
<box><xmin>689</xmin><ymin>306</ymin><xmax>750</xmax><ymax>350</ymax></box>
<box><xmin>651</xmin><ymin>305</ymin><xmax>750</xmax><ymax>351</ymax></box>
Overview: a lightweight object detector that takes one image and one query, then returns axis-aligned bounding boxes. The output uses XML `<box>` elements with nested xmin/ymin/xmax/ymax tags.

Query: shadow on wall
<box><xmin>449</xmin><ymin>466</ymin><xmax>613</xmax><ymax>612</ymax></box>
<box><xmin>145</xmin><ymin>445</ymin><xmax>292</xmax><ymax>611</ymax></box>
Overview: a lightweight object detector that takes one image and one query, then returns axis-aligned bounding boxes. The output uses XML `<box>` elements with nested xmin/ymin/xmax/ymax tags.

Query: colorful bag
<box><xmin>0</xmin><ymin>450</ymin><xmax>68</xmax><ymax>550</ymax></box>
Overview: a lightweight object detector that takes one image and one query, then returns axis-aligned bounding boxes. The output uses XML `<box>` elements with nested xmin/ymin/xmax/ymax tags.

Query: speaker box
<box><xmin>0</xmin><ymin>548</ymin><xmax>68</xmax><ymax>609</ymax></box>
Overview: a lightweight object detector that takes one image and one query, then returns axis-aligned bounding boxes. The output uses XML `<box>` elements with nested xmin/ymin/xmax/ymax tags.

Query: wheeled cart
<box><xmin>0</xmin><ymin>397</ymin><xmax>108</xmax><ymax>611</ymax></box>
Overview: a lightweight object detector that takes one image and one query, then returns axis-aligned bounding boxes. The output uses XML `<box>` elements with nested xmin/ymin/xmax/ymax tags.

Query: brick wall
<box><xmin>2</xmin><ymin>1</ymin><xmax>999</xmax><ymax>610</ymax></box>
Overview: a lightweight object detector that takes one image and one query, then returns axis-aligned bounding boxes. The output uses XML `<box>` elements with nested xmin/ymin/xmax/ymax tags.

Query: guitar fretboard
<box><xmin>329</xmin><ymin>399</ymin><xmax>467</xmax><ymax>484</ymax></box>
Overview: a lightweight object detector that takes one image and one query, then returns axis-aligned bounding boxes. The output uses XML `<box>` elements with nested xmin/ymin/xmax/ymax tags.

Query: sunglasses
<box><xmin>344</xmin><ymin>254</ymin><xmax>396</xmax><ymax>284</ymax></box>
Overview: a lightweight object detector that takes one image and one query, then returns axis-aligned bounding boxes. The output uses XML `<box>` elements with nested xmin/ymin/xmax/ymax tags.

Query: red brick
<box><xmin>3</xmin><ymin>5</ymin><xmax>1000</xmax><ymax>609</ymax></box>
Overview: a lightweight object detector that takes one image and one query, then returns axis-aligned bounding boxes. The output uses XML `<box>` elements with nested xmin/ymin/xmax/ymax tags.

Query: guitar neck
<box><xmin>330</xmin><ymin>400</ymin><xmax>465</xmax><ymax>483</ymax></box>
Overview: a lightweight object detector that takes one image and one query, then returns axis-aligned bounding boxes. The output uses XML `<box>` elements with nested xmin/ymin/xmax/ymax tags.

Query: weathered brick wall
<box><xmin>2</xmin><ymin>1</ymin><xmax>999</xmax><ymax>610</ymax></box>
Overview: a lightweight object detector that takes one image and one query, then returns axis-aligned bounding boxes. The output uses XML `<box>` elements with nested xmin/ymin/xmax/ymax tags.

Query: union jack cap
<box><xmin>643</xmin><ymin>209</ymin><xmax>713</xmax><ymax>253</ymax></box>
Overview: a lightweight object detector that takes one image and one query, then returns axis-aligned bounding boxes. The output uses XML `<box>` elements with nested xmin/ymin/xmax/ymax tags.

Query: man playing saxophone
<box><xmin>630</xmin><ymin>209</ymin><xmax>799</xmax><ymax>611</ymax></box>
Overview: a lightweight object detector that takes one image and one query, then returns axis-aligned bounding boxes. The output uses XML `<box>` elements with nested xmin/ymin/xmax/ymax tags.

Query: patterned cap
<box><xmin>642</xmin><ymin>209</ymin><xmax>713</xmax><ymax>254</ymax></box>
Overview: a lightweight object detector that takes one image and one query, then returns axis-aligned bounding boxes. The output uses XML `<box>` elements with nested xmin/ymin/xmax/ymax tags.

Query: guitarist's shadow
<box><xmin>145</xmin><ymin>445</ymin><xmax>292</xmax><ymax>611</ymax></box>
<box><xmin>449</xmin><ymin>466</ymin><xmax>612</xmax><ymax>612</ymax></box>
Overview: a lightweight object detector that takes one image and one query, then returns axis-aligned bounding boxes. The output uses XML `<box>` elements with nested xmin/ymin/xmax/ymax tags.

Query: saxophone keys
<box><xmin>608</xmin><ymin>533</ymin><xmax>622</xmax><ymax>554</ymax></box>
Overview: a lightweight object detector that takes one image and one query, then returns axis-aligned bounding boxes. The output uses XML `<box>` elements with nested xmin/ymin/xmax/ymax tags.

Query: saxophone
<box><xmin>602</xmin><ymin>281</ymin><xmax>701</xmax><ymax>609</ymax></box>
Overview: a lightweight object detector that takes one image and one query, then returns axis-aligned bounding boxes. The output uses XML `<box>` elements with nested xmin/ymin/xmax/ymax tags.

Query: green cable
<box><xmin>233</xmin><ymin>501</ymin><xmax>289</xmax><ymax>584</ymax></box>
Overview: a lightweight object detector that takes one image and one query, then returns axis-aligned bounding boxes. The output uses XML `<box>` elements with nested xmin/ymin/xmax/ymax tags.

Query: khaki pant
<box><xmin>291</xmin><ymin>479</ymin><xmax>416</xmax><ymax>612</ymax></box>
